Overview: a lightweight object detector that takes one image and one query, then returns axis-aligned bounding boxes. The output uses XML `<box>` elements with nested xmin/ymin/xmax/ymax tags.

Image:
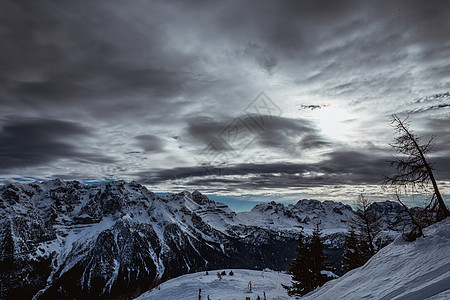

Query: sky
<box><xmin>0</xmin><ymin>0</ymin><xmax>449</xmax><ymax>211</ymax></box>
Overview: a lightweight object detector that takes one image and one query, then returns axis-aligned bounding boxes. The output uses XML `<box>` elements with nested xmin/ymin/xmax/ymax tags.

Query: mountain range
<box><xmin>0</xmin><ymin>180</ymin><xmax>405</xmax><ymax>299</ymax></box>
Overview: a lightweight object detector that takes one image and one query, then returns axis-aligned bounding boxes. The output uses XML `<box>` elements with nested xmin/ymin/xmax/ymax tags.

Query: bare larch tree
<box><xmin>352</xmin><ymin>194</ymin><xmax>381</xmax><ymax>256</ymax></box>
<box><xmin>385</xmin><ymin>114</ymin><xmax>450</xmax><ymax>219</ymax></box>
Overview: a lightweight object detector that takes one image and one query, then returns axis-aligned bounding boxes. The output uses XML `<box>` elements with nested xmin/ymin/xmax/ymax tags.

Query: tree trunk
<box><xmin>364</xmin><ymin>212</ymin><xmax>375</xmax><ymax>255</ymax></box>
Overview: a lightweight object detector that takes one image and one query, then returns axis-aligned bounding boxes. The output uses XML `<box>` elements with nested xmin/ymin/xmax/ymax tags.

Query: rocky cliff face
<box><xmin>0</xmin><ymin>180</ymin><xmax>404</xmax><ymax>299</ymax></box>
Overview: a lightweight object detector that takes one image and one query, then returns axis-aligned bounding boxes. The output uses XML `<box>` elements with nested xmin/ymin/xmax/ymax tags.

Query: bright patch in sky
<box><xmin>313</xmin><ymin>106</ymin><xmax>354</xmax><ymax>141</ymax></box>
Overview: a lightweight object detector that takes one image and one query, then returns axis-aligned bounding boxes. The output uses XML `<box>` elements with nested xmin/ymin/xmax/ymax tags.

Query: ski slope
<box><xmin>303</xmin><ymin>218</ymin><xmax>450</xmax><ymax>300</ymax></box>
<box><xmin>135</xmin><ymin>269</ymin><xmax>293</xmax><ymax>300</ymax></box>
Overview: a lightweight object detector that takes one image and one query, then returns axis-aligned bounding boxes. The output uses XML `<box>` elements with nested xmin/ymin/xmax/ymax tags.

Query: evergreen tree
<box><xmin>342</xmin><ymin>228</ymin><xmax>366</xmax><ymax>273</ymax></box>
<box><xmin>309</xmin><ymin>224</ymin><xmax>329</xmax><ymax>288</ymax></box>
<box><xmin>283</xmin><ymin>230</ymin><xmax>312</xmax><ymax>296</ymax></box>
<box><xmin>342</xmin><ymin>194</ymin><xmax>381</xmax><ymax>274</ymax></box>
<box><xmin>283</xmin><ymin>226</ymin><xmax>330</xmax><ymax>297</ymax></box>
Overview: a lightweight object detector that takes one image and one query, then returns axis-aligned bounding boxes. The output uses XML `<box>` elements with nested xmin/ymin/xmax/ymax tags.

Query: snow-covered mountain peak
<box><xmin>294</xmin><ymin>198</ymin><xmax>322</xmax><ymax>209</ymax></box>
<box><xmin>368</xmin><ymin>200</ymin><xmax>402</xmax><ymax>213</ymax></box>
<box><xmin>192</xmin><ymin>189</ymin><xmax>214</xmax><ymax>205</ymax></box>
<box><xmin>238</xmin><ymin>199</ymin><xmax>354</xmax><ymax>234</ymax></box>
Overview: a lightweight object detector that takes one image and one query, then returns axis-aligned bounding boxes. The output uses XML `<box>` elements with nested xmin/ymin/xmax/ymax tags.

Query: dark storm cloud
<box><xmin>422</xmin><ymin>117</ymin><xmax>450</xmax><ymax>154</ymax></box>
<box><xmin>0</xmin><ymin>0</ymin><xmax>200</xmax><ymax>122</ymax></box>
<box><xmin>190</xmin><ymin>0</ymin><xmax>449</xmax><ymax>63</ymax></box>
<box><xmin>291</xmin><ymin>1</ymin><xmax>450</xmax><ymax>104</ymax></box>
<box><xmin>138</xmin><ymin>149</ymin><xmax>450</xmax><ymax>191</ymax></box>
<box><xmin>426</xmin><ymin>117</ymin><xmax>450</xmax><ymax>133</ymax></box>
<box><xmin>1</xmin><ymin>0</ymin><xmax>448</xmax><ymax>102</ymax></box>
<box><xmin>184</xmin><ymin>116</ymin><xmax>233</xmax><ymax>151</ymax></box>
<box><xmin>135</xmin><ymin>135</ymin><xmax>166</xmax><ymax>153</ymax></box>
<box><xmin>318</xmin><ymin>151</ymin><xmax>391</xmax><ymax>182</ymax></box>
<box><xmin>136</xmin><ymin>150</ymin><xmax>393</xmax><ymax>187</ymax></box>
<box><xmin>242</xmin><ymin>43</ymin><xmax>278</xmax><ymax>74</ymax></box>
<box><xmin>1</xmin><ymin>0</ymin><xmax>448</xmax><ymax>119</ymax></box>
<box><xmin>6</xmin><ymin>65</ymin><xmax>188</xmax><ymax>105</ymax></box>
<box><xmin>193</xmin><ymin>0</ymin><xmax>361</xmax><ymax>57</ymax></box>
<box><xmin>432</xmin><ymin>157</ymin><xmax>450</xmax><ymax>179</ymax></box>
<box><xmin>0</xmin><ymin>118</ymin><xmax>114</xmax><ymax>171</ymax></box>
<box><xmin>248</xmin><ymin>115</ymin><xmax>330</xmax><ymax>150</ymax></box>
<box><xmin>184</xmin><ymin>115</ymin><xmax>330</xmax><ymax>153</ymax></box>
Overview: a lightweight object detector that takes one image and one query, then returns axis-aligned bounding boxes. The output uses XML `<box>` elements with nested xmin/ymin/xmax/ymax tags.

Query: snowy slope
<box><xmin>135</xmin><ymin>269</ymin><xmax>293</xmax><ymax>300</ymax></box>
<box><xmin>302</xmin><ymin>218</ymin><xmax>450</xmax><ymax>300</ymax></box>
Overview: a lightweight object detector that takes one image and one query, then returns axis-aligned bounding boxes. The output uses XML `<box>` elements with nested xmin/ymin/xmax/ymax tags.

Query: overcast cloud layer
<box><xmin>0</xmin><ymin>0</ymin><xmax>449</xmax><ymax>207</ymax></box>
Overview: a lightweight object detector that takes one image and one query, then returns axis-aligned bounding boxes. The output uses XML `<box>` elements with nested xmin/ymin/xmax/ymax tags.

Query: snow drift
<box><xmin>303</xmin><ymin>218</ymin><xmax>450</xmax><ymax>300</ymax></box>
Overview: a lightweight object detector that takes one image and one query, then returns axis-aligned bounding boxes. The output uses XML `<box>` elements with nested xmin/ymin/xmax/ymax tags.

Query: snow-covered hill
<box><xmin>302</xmin><ymin>218</ymin><xmax>450</xmax><ymax>300</ymax></box>
<box><xmin>135</xmin><ymin>269</ymin><xmax>293</xmax><ymax>300</ymax></box>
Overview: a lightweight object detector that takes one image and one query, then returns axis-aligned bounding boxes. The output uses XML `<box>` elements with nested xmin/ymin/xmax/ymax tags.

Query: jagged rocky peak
<box><xmin>250</xmin><ymin>200</ymin><xmax>283</xmax><ymax>212</ymax></box>
<box><xmin>251</xmin><ymin>199</ymin><xmax>353</xmax><ymax>215</ymax></box>
<box><xmin>191</xmin><ymin>190</ymin><xmax>214</xmax><ymax>205</ymax></box>
<box><xmin>295</xmin><ymin>199</ymin><xmax>322</xmax><ymax>208</ymax></box>
<box><xmin>47</xmin><ymin>178</ymin><xmax>66</xmax><ymax>186</ymax></box>
<box><xmin>1</xmin><ymin>183</ymin><xmax>26</xmax><ymax>205</ymax></box>
<box><xmin>40</xmin><ymin>178</ymin><xmax>86</xmax><ymax>192</ymax></box>
<box><xmin>369</xmin><ymin>200</ymin><xmax>403</xmax><ymax>214</ymax></box>
<box><xmin>294</xmin><ymin>199</ymin><xmax>353</xmax><ymax>214</ymax></box>
<box><xmin>83</xmin><ymin>181</ymin><xmax>159</xmax><ymax>218</ymax></box>
<box><xmin>165</xmin><ymin>190</ymin><xmax>217</xmax><ymax>208</ymax></box>
<box><xmin>168</xmin><ymin>190</ymin><xmax>192</xmax><ymax>201</ymax></box>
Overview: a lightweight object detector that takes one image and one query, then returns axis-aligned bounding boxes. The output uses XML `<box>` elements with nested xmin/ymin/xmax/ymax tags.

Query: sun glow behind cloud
<box><xmin>315</xmin><ymin>106</ymin><xmax>354</xmax><ymax>140</ymax></box>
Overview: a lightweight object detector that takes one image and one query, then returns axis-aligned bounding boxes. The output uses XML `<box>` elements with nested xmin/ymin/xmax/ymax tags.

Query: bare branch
<box><xmin>385</xmin><ymin>114</ymin><xmax>449</xmax><ymax>218</ymax></box>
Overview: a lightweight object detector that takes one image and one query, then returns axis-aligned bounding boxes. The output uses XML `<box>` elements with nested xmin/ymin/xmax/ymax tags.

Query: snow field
<box><xmin>136</xmin><ymin>269</ymin><xmax>293</xmax><ymax>300</ymax></box>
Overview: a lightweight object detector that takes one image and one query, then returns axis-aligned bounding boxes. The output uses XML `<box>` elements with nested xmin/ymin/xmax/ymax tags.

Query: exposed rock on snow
<box><xmin>237</xmin><ymin>199</ymin><xmax>354</xmax><ymax>235</ymax></box>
